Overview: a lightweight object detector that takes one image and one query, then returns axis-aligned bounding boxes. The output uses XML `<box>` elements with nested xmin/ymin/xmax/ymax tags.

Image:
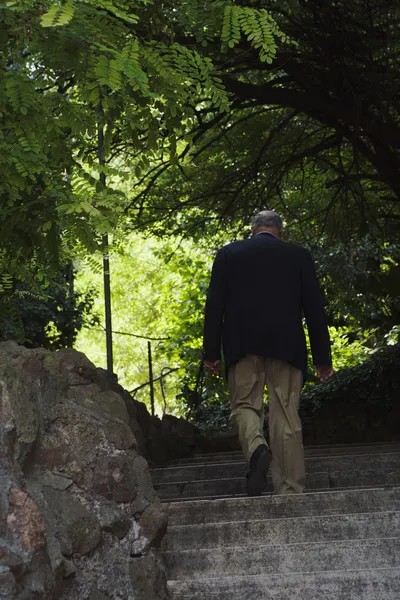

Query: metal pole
<box><xmin>102</xmin><ymin>234</ymin><xmax>113</xmax><ymax>373</ymax></box>
<box><xmin>98</xmin><ymin>100</ymin><xmax>113</xmax><ymax>373</ymax></box>
<box><xmin>66</xmin><ymin>260</ymin><xmax>75</xmax><ymax>348</ymax></box>
<box><xmin>148</xmin><ymin>340</ymin><xmax>155</xmax><ymax>416</ymax></box>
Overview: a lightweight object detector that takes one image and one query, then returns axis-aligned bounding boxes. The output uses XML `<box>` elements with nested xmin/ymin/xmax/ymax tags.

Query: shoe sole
<box><xmin>247</xmin><ymin>451</ymin><xmax>272</xmax><ymax>497</ymax></box>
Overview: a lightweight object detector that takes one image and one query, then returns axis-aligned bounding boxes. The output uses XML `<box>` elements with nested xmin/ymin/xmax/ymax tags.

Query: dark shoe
<box><xmin>246</xmin><ymin>445</ymin><xmax>272</xmax><ymax>497</ymax></box>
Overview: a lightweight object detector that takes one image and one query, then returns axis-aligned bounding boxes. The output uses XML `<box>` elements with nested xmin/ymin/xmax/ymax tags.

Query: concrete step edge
<box><xmin>162</xmin><ymin>483</ymin><xmax>400</xmax><ymax>503</ymax></box>
<box><xmin>167</xmin><ymin>565</ymin><xmax>400</xmax><ymax>586</ymax></box>
<box><xmin>164</xmin><ymin>484</ymin><xmax>400</xmax><ymax>508</ymax></box>
<box><xmin>154</xmin><ymin>465</ymin><xmax>400</xmax><ymax>487</ymax></box>
<box><xmin>157</xmin><ymin>451</ymin><xmax>400</xmax><ymax>472</ymax></box>
<box><xmin>165</xmin><ymin>509</ymin><xmax>400</xmax><ymax>532</ymax></box>
<box><xmin>164</xmin><ymin>538</ymin><xmax>400</xmax><ymax>582</ymax></box>
<box><xmin>167</xmin><ymin>443</ymin><xmax>400</xmax><ymax>465</ymax></box>
<box><xmin>195</xmin><ymin>441</ymin><xmax>400</xmax><ymax>454</ymax></box>
<box><xmin>163</xmin><ymin>535</ymin><xmax>400</xmax><ymax>558</ymax></box>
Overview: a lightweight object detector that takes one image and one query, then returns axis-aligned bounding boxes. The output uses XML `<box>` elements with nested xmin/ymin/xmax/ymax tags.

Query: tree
<box><xmin>0</xmin><ymin>267</ymin><xmax>98</xmax><ymax>349</ymax></box>
<box><xmin>2</xmin><ymin>0</ymin><xmax>400</xmax><ymax>417</ymax></box>
<box><xmin>74</xmin><ymin>233</ymin><xmax>225</xmax><ymax>413</ymax></box>
<box><xmin>126</xmin><ymin>0</ymin><xmax>400</xmax><ymax>241</ymax></box>
<box><xmin>1</xmin><ymin>0</ymin><xmax>285</xmax><ymax>368</ymax></box>
<box><xmin>1</xmin><ymin>0</ymin><xmax>283</xmax><ymax>275</ymax></box>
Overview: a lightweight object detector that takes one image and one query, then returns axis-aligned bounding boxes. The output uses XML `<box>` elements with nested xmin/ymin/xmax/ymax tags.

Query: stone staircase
<box><xmin>152</xmin><ymin>442</ymin><xmax>400</xmax><ymax>599</ymax></box>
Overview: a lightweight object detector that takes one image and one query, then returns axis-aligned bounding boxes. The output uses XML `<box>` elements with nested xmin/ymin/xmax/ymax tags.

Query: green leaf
<box><xmin>41</xmin><ymin>0</ymin><xmax>75</xmax><ymax>27</ymax></box>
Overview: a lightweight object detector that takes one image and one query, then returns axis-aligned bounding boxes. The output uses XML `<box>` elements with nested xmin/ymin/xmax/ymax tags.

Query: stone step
<box><xmin>166</xmin><ymin>487</ymin><xmax>400</xmax><ymax>527</ymax></box>
<box><xmin>161</xmin><ymin>485</ymin><xmax>386</xmax><ymax>504</ymax></box>
<box><xmin>161</xmin><ymin>484</ymin><xmax>395</xmax><ymax>504</ymax></box>
<box><xmin>164</xmin><ymin>537</ymin><xmax>400</xmax><ymax>581</ymax></box>
<box><xmin>155</xmin><ymin>466</ymin><xmax>400</xmax><ymax>500</ymax></box>
<box><xmin>167</xmin><ymin>567</ymin><xmax>400</xmax><ymax>600</ymax></box>
<box><xmin>164</xmin><ymin>510</ymin><xmax>400</xmax><ymax>552</ymax></box>
<box><xmin>152</xmin><ymin>451</ymin><xmax>400</xmax><ymax>484</ymax></box>
<box><xmin>167</xmin><ymin>442</ymin><xmax>400</xmax><ymax>466</ymax></box>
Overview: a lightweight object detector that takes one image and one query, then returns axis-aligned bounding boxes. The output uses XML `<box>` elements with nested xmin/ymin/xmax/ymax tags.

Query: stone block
<box><xmin>42</xmin><ymin>488</ymin><xmax>101</xmax><ymax>556</ymax></box>
<box><xmin>93</xmin><ymin>456</ymin><xmax>138</xmax><ymax>503</ymax></box>
<box><xmin>105</xmin><ymin>420</ymin><xmax>137</xmax><ymax>450</ymax></box>
<box><xmin>130</xmin><ymin>551</ymin><xmax>168</xmax><ymax>600</ymax></box>
<box><xmin>96</xmin><ymin>502</ymin><xmax>131</xmax><ymax>539</ymax></box>
<box><xmin>139</xmin><ymin>498</ymin><xmax>167</xmax><ymax>549</ymax></box>
<box><xmin>92</xmin><ymin>391</ymin><xmax>130</xmax><ymax>423</ymax></box>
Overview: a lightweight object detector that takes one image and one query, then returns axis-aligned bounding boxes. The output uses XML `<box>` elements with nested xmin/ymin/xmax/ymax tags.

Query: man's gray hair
<box><xmin>251</xmin><ymin>210</ymin><xmax>283</xmax><ymax>232</ymax></box>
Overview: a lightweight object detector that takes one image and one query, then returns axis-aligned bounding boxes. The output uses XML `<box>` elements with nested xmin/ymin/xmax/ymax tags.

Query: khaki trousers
<box><xmin>228</xmin><ymin>355</ymin><xmax>305</xmax><ymax>495</ymax></box>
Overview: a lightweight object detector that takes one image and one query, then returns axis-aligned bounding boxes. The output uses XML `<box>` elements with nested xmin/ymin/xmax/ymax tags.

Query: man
<box><xmin>203</xmin><ymin>211</ymin><xmax>333</xmax><ymax>496</ymax></box>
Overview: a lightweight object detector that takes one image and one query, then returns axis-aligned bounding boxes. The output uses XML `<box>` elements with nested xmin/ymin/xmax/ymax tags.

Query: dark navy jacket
<box><xmin>203</xmin><ymin>232</ymin><xmax>332</xmax><ymax>381</ymax></box>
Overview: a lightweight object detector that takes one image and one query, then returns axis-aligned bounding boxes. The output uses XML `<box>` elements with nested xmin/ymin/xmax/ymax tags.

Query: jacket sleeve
<box><xmin>301</xmin><ymin>249</ymin><xmax>332</xmax><ymax>367</ymax></box>
<box><xmin>203</xmin><ymin>248</ymin><xmax>226</xmax><ymax>361</ymax></box>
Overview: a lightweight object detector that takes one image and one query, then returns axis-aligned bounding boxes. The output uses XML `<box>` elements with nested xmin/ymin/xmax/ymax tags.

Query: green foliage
<box><xmin>302</xmin><ymin>326</ymin><xmax>374</xmax><ymax>383</ymax></box>
<box><xmin>327</xmin><ymin>326</ymin><xmax>374</xmax><ymax>370</ymax></box>
<box><xmin>75</xmin><ymin>234</ymin><xmax>205</xmax><ymax>410</ymax></box>
<box><xmin>128</xmin><ymin>0</ymin><xmax>400</xmax><ymax>257</ymax></box>
<box><xmin>0</xmin><ymin>0</ymin><xmax>284</xmax><ymax>291</ymax></box>
<box><xmin>193</xmin><ymin>400</ymin><xmax>231</xmax><ymax>435</ymax></box>
<box><xmin>0</xmin><ymin>268</ymin><xmax>98</xmax><ymax>349</ymax></box>
<box><xmin>222</xmin><ymin>5</ymin><xmax>285</xmax><ymax>62</ymax></box>
<box><xmin>1</xmin><ymin>0</ymin><xmax>399</xmax><ymax>428</ymax></box>
<box><xmin>313</xmin><ymin>239</ymin><xmax>400</xmax><ymax>332</ymax></box>
<box><xmin>74</xmin><ymin>231</ymin><xmax>232</xmax><ymax>414</ymax></box>
<box><xmin>301</xmin><ymin>341</ymin><xmax>400</xmax><ymax>411</ymax></box>
<box><xmin>298</xmin><ymin>342</ymin><xmax>400</xmax><ymax>444</ymax></box>
<box><xmin>41</xmin><ymin>0</ymin><xmax>75</xmax><ymax>28</ymax></box>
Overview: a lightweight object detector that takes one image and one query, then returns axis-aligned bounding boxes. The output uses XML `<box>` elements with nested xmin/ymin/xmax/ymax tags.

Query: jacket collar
<box><xmin>255</xmin><ymin>231</ymin><xmax>279</xmax><ymax>239</ymax></box>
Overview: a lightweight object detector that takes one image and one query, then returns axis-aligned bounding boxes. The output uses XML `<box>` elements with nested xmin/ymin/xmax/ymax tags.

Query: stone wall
<box><xmin>0</xmin><ymin>342</ymin><xmax>185</xmax><ymax>600</ymax></box>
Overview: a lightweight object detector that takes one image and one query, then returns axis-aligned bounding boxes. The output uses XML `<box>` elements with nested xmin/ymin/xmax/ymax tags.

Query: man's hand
<box><xmin>204</xmin><ymin>360</ymin><xmax>220</xmax><ymax>375</ymax></box>
<box><xmin>316</xmin><ymin>365</ymin><xmax>334</xmax><ymax>382</ymax></box>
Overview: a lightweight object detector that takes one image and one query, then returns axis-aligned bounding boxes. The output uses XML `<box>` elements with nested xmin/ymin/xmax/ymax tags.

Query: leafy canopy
<box><xmin>0</xmin><ymin>0</ymin><xmax>284</xmax><ymax>281</ymax></box>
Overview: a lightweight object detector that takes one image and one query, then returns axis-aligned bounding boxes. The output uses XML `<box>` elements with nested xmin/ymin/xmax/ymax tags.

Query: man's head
<box><xmin>251</xmin><ymin>210</ymin><xmax>283</xmax><ymax>238</ymax></box>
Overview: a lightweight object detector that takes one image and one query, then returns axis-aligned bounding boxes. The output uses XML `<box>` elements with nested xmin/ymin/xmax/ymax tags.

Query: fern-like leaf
<box><xmin>118</xmin><ymin>40</ymin><xmax>149</xmax><ymax>93</ymax></box>
<box><xmin>95</xmin><ymin>55</ymin><xmax>122</xmax><ymax>90</ymax></box>
<box><xmin>221</xmin><ymin>5</ymin><xmax>283</xmax><ymax>64</ymax></box>
<box><xmin>41</xmin><ymin>0</ymin><xmax>75</xmax><ymax>27</ymax></box>
<box><xmin>222</xmin><ymin>5</ymin><xmax>240</xmax><ymax>49</ymax></box>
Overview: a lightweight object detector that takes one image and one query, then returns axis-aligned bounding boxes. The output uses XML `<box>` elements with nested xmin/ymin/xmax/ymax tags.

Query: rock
<box><xmin>0</xmin><ymin>547</ymin><xmax>23</xmax><ymax>572</ymax></box>
<box><xmin>92</xmin><ymin>390</ymin><xmax>130</xmax><ymax>423</ymax></box>
<box><xmin>105</xmin><ymin>419</ymin><xmax>137</xmax><ymax>450</ymax></box>
<box><xmin>131</xmin><ymin>535</ymin><xmax>150</xmax><ymax>557</ymax></box>
<box><xmin>138</xmin><ymin>412</ymin><xmax>201</xmax><ymax>467</ymax></box>
<box><xmin>96</xmin><ymin>502</ymin><xmax>131</xmax><ymax>539</ymax></box>
<box><xmin>33</xmin><ymin>434</ymin><xmax>78</xmax><ymax>476</ymax></box>
<box><xmin>0</xmin><ymin>565</ymin><xmax>17</xmax><ymax>600</ymax></box>
<box><xmin>45</xmin><ymin>527</ymin><xmax>65</xmax><ymax>577</ymax></box>
<box><xmin>67</xmin><ymin>383</ymin><xmax>102</xmax><ymax>405</ymax></box>
<box><xmin>0</xmin><ymin>362</ymin><xmax>39</xmax><ymax>464</ymax></box>
<box><xmin>131</xmin><ymin>455</ymin><xmax>158</xmax><ymax>516</ymax></box>
<box><xmin>42</xmin><ymin>488</ymin><xmax>101</xmax><ymax>556</ymax></box>
<box><xmin>95</xmin><ymin>369</ymin><xmax>203</xmax><ymax>466</ymax></box>
<box><xmin>63</xmin><ymin>559</ymin><xmax>76</xmax><ymax>578</ymax></box>
<box><xmin>130</xmin><ymin>551</ymin><xmax>169</xmax><ymax>600</ymax></box>
<box><xmin>139</xmin><ymin>498</ymin><xmax>168</xmax><ymax>549</ymax></box>
<box><xmin>41</xmin><ymin>471</ymin><xmax>73</xmax><ymax>491</ymax></box>
<box><xmin>1</xmin><ymin>473</ymin><xmax>58</xmax><ymax>600</ymax></box>
<box><xmin>93</xmin><ymin>456</ymin><xmax>138</xmax><ymax>503</ymax></box>
<box><xmin>0</xmin><ymin>342</ymin><xmax>171</xmax><ymax>600</ymax></box>
<box><xmin>88</xmin><ymin>590</ymin><xmax>111</xmax><ymax>600</ymax></box>
<box><xmin>7</xmin><ymin>488</ymin><xmax>47</xmax><ymax>551</ymax></box>
<box><xmin>54</xmin><ymin>405</ymin><xmax>108</xmax><ymax>469</ymax></box>
<box><xmin>55</xmin><ymin>348</ymin><xmax>96</xmax><ymax>373</ymax></box>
